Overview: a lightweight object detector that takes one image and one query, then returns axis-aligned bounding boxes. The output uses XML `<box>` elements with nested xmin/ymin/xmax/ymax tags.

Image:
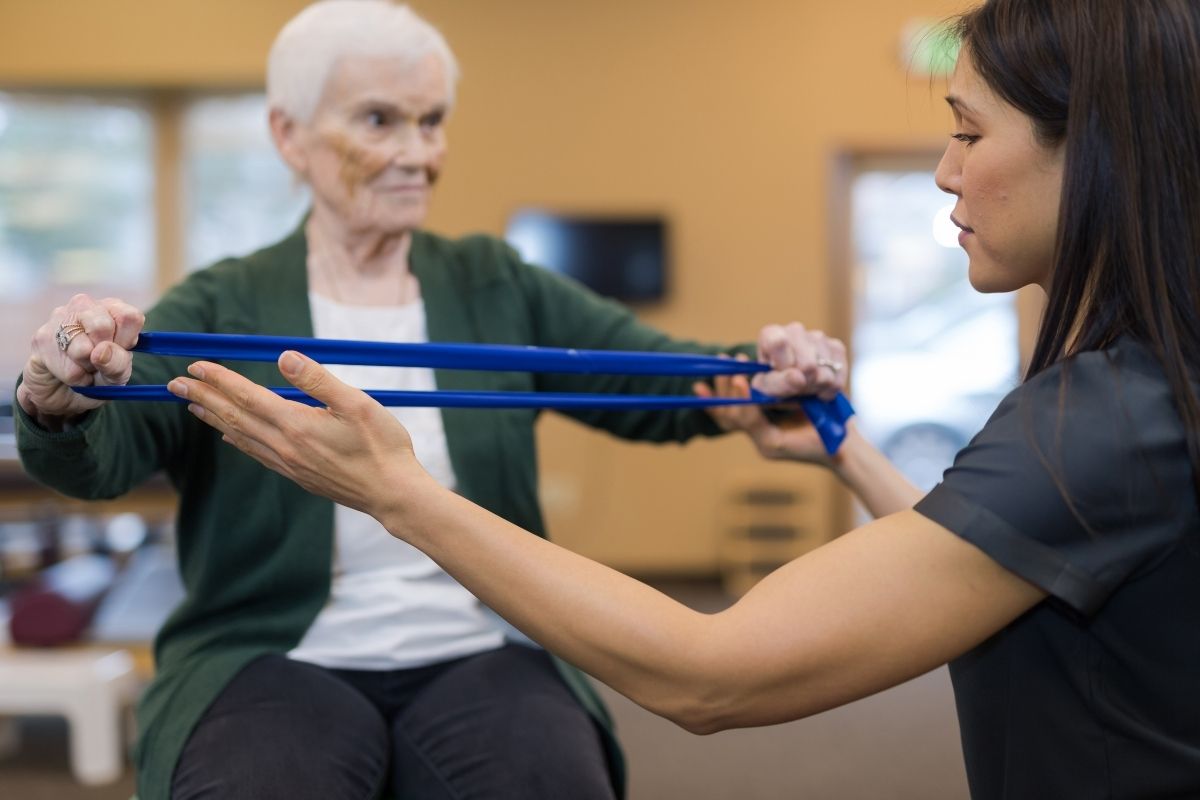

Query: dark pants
<box><xmin>170</xmin><ymin>644</ymin><xmax>616</xmax><ymax>800</ymax></box>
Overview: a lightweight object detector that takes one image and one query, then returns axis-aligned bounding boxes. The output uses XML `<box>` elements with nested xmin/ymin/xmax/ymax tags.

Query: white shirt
<box><xmin>287</xmin><ymin>292</ymin><xmax>505</xmax><ymax>670</ymax></box>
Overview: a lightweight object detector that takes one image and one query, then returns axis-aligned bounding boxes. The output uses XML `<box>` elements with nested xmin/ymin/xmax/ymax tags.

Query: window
<box><xmin>0</xmin><ymin>91</ymin><xmax>311</xmax><ymax>413</ymax></box>
<box><xmin>182</xmin><ymin>94</ymin><xmax>308</xmax><ymax>270</ymax></box>
<box><xmin>848</xmin><ymin>160</ymin><xmax>1019</xmax><ymax>492</ymax></box>
<box><xmin>0</xmin><ymin>92</ymin><xmax>156</xmax><ymax>395</ymax></box>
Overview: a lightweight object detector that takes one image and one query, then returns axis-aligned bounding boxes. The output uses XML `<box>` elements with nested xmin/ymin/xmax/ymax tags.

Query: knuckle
<box><xmin>236</xmin><ymin>388</ymin><xmax>253</xmax><ymax>408</ymax></box>
<box><xmin>346</xmin><ymin>395</ymin><xmax>373</xmax><ymax>420</ymax></box>
<box><xmin>62</xmin><ymin>364</ymin><xmax>87</xmax><ymax>385</ymax></box>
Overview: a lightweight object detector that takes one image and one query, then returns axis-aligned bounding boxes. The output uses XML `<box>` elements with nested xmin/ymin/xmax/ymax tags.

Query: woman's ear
<box><xmin>269</xmin><ymin>107</ymin><xmax>309</xmax><ymax>177</ymax></box>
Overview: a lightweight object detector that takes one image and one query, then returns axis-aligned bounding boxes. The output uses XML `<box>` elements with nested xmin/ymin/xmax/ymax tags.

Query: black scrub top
<box><xmin>914</xmin><ymin>337</ymin><xmax>1200</xmax><ymax>800</ymax></box>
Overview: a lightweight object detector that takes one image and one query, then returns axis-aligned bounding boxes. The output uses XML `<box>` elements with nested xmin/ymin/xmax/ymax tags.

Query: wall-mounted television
<box><xmin>505</xmin><ymin>211</ymin><xmax>668</xmax><ymax>303</ymax></box>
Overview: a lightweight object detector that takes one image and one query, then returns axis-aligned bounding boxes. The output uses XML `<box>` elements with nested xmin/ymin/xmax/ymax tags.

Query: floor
<box><xmin>0</xmin><ymin>580</ymin><xmax>969</xmax><ymax>799</ymax></box>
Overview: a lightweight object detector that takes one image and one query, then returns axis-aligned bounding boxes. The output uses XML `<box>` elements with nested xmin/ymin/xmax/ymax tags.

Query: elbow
<box><xmin>645</xmin><ymin>660</ymin><xmax>821</xmax><ymax>736</ymax></box>
<box><xmin>674</xmin><ymin>710</ymin><xmax>731</xmax><ymax>737</ymax></box>
<box><xmin>645</xmin><ymin>679</ymin><xmax>742</xmax><ymax>736</ymax></box>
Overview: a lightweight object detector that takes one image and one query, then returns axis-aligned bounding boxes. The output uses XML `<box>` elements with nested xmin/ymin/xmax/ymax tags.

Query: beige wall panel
<box><xmin>0</xmin><ymin>0</ymin><xmax>968</xmax><ymax>572</ymax></box>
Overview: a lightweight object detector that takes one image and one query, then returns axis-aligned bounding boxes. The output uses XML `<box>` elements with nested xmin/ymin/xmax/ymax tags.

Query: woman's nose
<box><xmin>934</xmin><ymin>145</ymin><xmax>962</xmax><ymax>196</ymax></box>
<box><xmin>389</xmin><ymin>122</ymin><xmax>433</xmax><ymax>167</ymax></box>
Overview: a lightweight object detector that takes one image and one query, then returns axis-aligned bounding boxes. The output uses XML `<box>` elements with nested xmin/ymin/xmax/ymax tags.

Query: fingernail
<box><xmin>280</xmin><ymin>351</ymin><xmax>303</xmax><ymax>376</ymax></box>
<box><xmin>96</xmin><ymin>344</ymin><xmax>112</xmax><ymax>366</ymax></box>
<box><xmin>168</xmin><ymin>379</ymin><xmax>187</xmax><ymax>398</ymax></box>
<box><xmin>187</xmin><ymin>403</ymin><xmax>205</xmax><ymax>419</ymax></box>
<box><xmin>188</xmin><ymin>363</ymin><xmax>205</xmax><ymax>379</ymax></box>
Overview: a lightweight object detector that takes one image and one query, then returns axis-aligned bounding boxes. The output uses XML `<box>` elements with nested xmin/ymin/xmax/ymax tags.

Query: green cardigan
<box><xmin>17</xmin><ymin>225</ymin><xmax>735</xmax><ymax>800</ymax></box>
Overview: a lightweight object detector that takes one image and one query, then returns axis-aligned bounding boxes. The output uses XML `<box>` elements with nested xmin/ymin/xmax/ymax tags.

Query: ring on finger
<box><xmin>55</xmin><ymin>322</ymin><xmax>87</xmax><ymax>352</ymax></box>
<box><xmin>815</xmin><ymin>356</ymin><xmax>844</xmax><ymax>374</ymax></box>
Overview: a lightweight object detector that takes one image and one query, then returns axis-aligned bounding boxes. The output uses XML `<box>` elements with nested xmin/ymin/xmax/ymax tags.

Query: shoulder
<box><xmin>148</xmin><ymin>226</ymin><xmax>307</xmax><ymax>327</ymax></box>
<box><xmin>916</xmin><ymin>337</ymin><xmax>1196</xmax><ymax>614</ymax></box>
<box><xmin>413</xmin><ymin>230</ymin><xmax>522</xmax><ymax>282</ymax></box>
<box><xmin>413</xmin><ymin>229</ymin><xmax>600</xmax><ymax>299</ymax></box>
<box><xmin>986</xmin><ymin>337</ymin><xmax>1181</xmax><ymax>458</ymax></box>
<box><xmin>172</xmin><ymin>226</ymin><xmax>304</xmax><ymax>290</ymax></box>
<box><xmin>943</xmin><ymin>336</ymin><xmax>1192</xmax><ymax>542</ymax></box>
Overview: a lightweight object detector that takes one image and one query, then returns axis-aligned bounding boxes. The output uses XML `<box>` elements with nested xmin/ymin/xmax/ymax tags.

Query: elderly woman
<box><xmin>16</xmin><ymin>3</ymin><xmax>850</xmax><ymax>799</ymax></box>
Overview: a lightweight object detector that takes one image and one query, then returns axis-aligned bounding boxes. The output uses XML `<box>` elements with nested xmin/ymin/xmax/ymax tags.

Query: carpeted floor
<box><xmin>0</xmin><ymin>580</ymin><xmax>968</xmax><ymax>799</ymax></box>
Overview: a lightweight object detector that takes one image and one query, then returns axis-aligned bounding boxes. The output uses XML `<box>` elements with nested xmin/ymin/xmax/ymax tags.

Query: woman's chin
<box><xmin>339</xmin><ymin>207</ymin><xmax>429</xmax><ymax>235</ymax></box>
<box><xmin>966</xmin><ymin>262</ymin><xmax>1015</xmax><ymax>294</ymax></box>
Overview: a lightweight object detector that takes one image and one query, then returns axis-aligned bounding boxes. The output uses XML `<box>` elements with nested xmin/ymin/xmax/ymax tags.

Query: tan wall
<box><xmin>0</xmin><ymin>0</ymin><xmax>965</xmax><ymax>573</ymax></box>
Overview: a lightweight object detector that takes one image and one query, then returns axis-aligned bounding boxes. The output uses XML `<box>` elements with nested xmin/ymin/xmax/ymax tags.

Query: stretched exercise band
<box><xmin>72</xmin><ymin>331</ymin><xmax>855</xmax><ymax>454</ymax></box>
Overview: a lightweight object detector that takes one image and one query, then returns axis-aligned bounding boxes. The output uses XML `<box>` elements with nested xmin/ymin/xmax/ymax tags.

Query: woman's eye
<box><xmin>366</xmin><ymin>110</ymin><xmax>391</xmax><ymax>127</ymax></box>
<box><xmin>951</xmin><ymin>132</ymin><xmax>979</xmax><ymax>145</ymax></box>
<box><xmin>419</xmin><ymin>112</ymin><xmax>445</xmax><ymax>133</ymax></box>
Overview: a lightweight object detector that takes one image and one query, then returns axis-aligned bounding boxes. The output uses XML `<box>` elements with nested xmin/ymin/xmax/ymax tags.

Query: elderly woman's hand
<box><xmin>694</xmin><ymin>325</ymin><xmax>849</xmax><ymax>464</ymax></box>
<box><xmin>167</xmin><ymin>352</ymin><xmax>426</xmax><ymax>520</ymax></box>
<box><xmin>17</xmin><ymin>294</ymin><xmax>145</xmax><ymax>428</ymax></box>
<box><xmin>752</xmin><ymin>322</ymin><xmax>848</xmax><ymax>401</ymax></box>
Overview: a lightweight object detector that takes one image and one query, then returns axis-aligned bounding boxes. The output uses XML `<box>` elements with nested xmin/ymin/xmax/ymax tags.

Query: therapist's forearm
<box><xmin>831</xmin><ymin>424</ymin><xmax>924</xmax><ymax>518</ymax></box>
<box><xmin>376</xmin><ymin>467</ymin><xmax>723</xmax><ymax>730</ymax></box>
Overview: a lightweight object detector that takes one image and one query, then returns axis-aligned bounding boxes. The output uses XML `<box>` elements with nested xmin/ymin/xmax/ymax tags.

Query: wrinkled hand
<box><xmin>693</xmin><ymin>324</ymin><xmax>848</xmax><ymax>465</ymax></box>
<box><xmin>17</xmin><ymin>294</ymin><xmax>145</xmax><ymax>424</ymax></box>
<box><xmin>167</xmin><ymin>351</ymin><xmax>425</xmax><ymax>519</ymax></box>
<box><xmin>751</xmin><ymin>323</ymin><xmax>847</xmax><ymax>402</ymax></box>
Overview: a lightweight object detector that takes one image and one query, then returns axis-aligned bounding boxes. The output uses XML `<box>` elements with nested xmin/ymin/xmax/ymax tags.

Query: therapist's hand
<box><xmin>168</xmin><ymin>351</ymin><xmax>426</xmax><ymax>520</ymax></box>
<box><xmin>694</xmin><ymin>366</ymin><xmax>833</xmax><ymax>465</ymax></box>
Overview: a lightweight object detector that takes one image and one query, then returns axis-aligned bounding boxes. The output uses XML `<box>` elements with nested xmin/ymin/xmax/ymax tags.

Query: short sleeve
<box><xmin>914</xmin><ymin>339</ymin><xmax>1195</xmax><ymax>616</ymax></box>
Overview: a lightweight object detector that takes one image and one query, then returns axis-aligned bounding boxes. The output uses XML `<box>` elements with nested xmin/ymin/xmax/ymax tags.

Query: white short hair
<box><xmin>267</xmin><ymin>0</ymin><xmax>460</xmax><ymax>123</ymax></box>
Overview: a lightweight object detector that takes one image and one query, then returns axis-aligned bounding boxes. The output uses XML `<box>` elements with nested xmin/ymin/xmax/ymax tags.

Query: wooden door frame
<box><xmin>825</xmin><ymin>146</ymin><xmax>1043</xmax><ymax>536</ymax></box>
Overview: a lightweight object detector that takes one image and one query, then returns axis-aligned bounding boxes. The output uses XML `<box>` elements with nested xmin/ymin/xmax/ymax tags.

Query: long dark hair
<box><xmin>956</xmin><ymin>0</ymin><xmax>1200</xmax><ymax>500</ymax></box>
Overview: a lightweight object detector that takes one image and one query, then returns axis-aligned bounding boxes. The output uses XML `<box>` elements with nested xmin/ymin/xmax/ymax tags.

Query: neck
<box><xmin>307</xmin><ymin>204</ymin><xmax>413</xmax><ymax>270</ymax></box>
<box><xmin>306</xmin><ymin>206</ymin><xmax>420</xmax><ymax>306</ymax></box>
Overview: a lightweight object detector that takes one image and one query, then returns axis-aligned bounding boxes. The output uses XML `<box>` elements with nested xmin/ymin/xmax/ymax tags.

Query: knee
<box><xmin>172</xmin><ymin>724</ymin><xmax>389</xmax><ymax>800</ymax></box>
<box><xmin>170</xmin><ymin>659</ymin><xmax>390</xmax><ymax>800</ymax></box>
<box><xmin>395</xmin><ymin>692</ymin><xmax>615</xmax><ymax>800</ymax></box>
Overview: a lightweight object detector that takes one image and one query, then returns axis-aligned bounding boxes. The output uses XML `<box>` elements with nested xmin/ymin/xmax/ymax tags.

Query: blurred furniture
<box><xmin>9</xmin><ymin>554</ymin><xmax>117</xmax><ymax>646</ymax></box>
<box><xmin>718</xmin><ymin>476</ymin><xmax>824</xmax><ymax>596</ymax></box>
<box><xmin>0</xmin><ymin>456</ymin><xmax>177</xmax><ymax>522</ymax></box>
<box><xmin>0</xmin><ymin>646</ymin><xmax>139</xmax><ymax>785</ymax></box>
<box><xmin>0</xmin><ymin>452</ymin><xmax>174</xmax><ymax>785</ymax></box>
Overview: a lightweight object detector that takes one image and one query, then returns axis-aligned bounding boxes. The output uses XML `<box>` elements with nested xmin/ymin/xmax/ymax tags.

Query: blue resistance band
<box><xmin>73</xmin><ymin>331</ymin><xmax>856</xmax><ymax>454</ymax></box>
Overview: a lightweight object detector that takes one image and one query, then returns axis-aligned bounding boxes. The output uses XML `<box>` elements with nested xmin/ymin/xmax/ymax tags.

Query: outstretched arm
<box><xmin>171</xmin><ymin>352</ymin><xmax>1043</xmax><ymax>733</ymax></box>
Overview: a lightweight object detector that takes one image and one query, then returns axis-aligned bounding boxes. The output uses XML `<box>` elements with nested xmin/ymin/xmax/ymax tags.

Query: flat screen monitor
<box><xmin>505</xmin><ymin>211</ymin><xmax>667</xmax><ymax>303</ymax></box>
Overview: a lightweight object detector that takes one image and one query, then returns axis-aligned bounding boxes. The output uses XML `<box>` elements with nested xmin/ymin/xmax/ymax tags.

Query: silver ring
<box><xmin>816</xmin><ymin>356</ymin><xmax>844</xmax><ymax>374</ymax></box>
<box><xmin>55</xmin><ymin>322</ymin><xmax>86</xmax><ymax>352</ymax></box>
